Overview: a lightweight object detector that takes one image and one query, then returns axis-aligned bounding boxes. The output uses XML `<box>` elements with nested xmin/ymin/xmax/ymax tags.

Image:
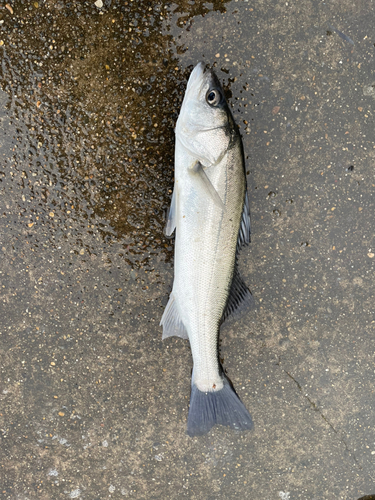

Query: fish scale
<box><xmin>161</xmin><ymin>62</ymin><xmax>254</xmax><ymax>436</ymax></box>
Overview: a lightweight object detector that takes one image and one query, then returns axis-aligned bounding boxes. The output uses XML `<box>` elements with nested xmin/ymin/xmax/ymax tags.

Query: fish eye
<box><xmin>206</xmin><ymin>89</ymin><xmax>221</xmax><ymax>106</ymax></box>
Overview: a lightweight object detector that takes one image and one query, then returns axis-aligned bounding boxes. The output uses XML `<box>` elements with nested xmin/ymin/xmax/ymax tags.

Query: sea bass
<box><xmin>161</xmin><ymin>62</ymin><xmax>253</xmax><ymax>437</ymax></box>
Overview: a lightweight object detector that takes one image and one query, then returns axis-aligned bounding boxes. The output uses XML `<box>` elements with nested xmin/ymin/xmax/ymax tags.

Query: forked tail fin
<box><xmin>187</xmin><ymin>377</ymin><xmax>253</xmax><ymax>437</ymax></box>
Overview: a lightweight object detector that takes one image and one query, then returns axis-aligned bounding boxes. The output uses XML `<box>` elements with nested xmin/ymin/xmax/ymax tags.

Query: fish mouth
<box><xmin>186</xmin><ymin>61</ymin><xmax>207</xmax><ymax>92</ymax></box>
<box><xmin>186</xmin><ymin>62</ymin><xmax>222</xmax><ymax>98</ymax></box>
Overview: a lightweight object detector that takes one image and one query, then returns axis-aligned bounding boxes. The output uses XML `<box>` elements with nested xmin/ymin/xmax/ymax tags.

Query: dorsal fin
<box><xmin>222</xmin><ymin>190</ymin><xmax>253</xmax><ymax>322</ymax></box>
<box><xmin>237</xmin><ymin>191</ymin><xmax>251</xmax><ymax>250</ymax></box>
<box><xmin>221</xmin><ymin>266</ymin><xmax>254</xmax><ymax>323</ymax></box>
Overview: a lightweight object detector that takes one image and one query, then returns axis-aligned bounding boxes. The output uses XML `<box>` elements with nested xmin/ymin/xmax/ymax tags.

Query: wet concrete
<box><xmin>1</xmin><ymin>0</ymin><xmax>375</xmax><ymax>498</ymax></box>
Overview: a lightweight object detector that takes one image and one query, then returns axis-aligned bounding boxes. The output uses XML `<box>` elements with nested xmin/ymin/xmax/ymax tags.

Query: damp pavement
<box><xmin>1</xmin><ymin>1</ymin><xmax>375</xmax><ymax>499</ymax></box>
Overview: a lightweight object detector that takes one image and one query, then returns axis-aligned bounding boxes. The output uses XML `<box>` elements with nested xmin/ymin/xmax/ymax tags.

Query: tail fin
<box><xmin>187</xmin><ymin>378</ymin><xmax>253</xmax><ymax>437</ymax></box>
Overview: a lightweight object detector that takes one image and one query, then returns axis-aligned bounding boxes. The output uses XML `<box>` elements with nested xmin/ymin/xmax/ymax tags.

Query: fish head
<box><xmin>176</xmin><ymin>62</ymin><xmax>234</xmax><ymax>165</ymax></box>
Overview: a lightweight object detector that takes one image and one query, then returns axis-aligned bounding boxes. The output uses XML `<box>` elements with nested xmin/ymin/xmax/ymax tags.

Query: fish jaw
<box><xmin>185</xmin><ymin>61</ymin><xmax>206</xmax><ymax>93</ymax></box>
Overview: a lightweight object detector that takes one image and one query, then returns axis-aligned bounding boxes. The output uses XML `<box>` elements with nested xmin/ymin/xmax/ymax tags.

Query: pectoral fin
<box><xmin>190</xmin><ymin>161</ymin><xmax>224</xmax><ymax>210</ymax></box>
<box><xmin>164</xmin><ymin>186</ymin><xmax>176</xmax><ymax>237</ymax></box>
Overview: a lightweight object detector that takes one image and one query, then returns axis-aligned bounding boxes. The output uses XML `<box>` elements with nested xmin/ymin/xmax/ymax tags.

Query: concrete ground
<box><xmin>0</xmin><ymin>0</ymin><xmax>375</xmax><ymax>499</ymax></box>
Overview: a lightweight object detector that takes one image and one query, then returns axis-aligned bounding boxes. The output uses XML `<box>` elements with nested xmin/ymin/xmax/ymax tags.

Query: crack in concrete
<box><xmin>284</xmin><ymin>369</ymin><xmax>363</xmax><ymax>471</ymax></box>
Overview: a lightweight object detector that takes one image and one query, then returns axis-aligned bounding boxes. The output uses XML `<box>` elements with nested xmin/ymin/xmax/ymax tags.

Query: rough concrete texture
<box><xmin>1</xmin><ymin>0</ymin><xmax>375</xmax><ymax>499</ymax></box>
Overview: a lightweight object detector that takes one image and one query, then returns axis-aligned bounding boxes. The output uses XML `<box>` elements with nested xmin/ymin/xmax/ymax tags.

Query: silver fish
<box><xmin>161</xmin><ymin>62</ymin><xmax>253</xmax><ymax>437</ymax></box>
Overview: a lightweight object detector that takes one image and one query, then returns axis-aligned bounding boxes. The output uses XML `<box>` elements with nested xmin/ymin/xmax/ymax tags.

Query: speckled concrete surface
<box><xmin>1</xmin><ymin>1</ymin><xmax>375</xmax><ymax>499</ymax></box>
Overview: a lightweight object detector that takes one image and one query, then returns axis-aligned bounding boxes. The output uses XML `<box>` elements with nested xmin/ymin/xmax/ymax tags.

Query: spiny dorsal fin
<box><xmin>237</xmin><ymin>191</ymin><xmax>251</xmax><ymax>250</ymax></box>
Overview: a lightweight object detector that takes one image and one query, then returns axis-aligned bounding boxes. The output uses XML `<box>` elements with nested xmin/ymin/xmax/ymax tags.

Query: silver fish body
<box><xmin>161</xmin><ymin>62</ymin><xmax>253</xmax><ymax>436</ymax></box>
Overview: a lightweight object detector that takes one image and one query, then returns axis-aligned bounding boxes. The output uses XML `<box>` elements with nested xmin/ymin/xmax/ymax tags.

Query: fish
<box><xmin>160</xmin><ymin>62</ymin><xmax>254</xmax><ymax>437</ymax></box>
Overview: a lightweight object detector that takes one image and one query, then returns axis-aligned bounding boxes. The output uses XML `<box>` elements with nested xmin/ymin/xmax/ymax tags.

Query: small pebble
<box><xmin>130</xmin><ymin>270</ymin><xmax>137</xmax><ymax>280</ymax></box>
<box><xmin>95</xmin><ymin>0</ymin><xmax>103</xmax><ymax>8</ymax></box>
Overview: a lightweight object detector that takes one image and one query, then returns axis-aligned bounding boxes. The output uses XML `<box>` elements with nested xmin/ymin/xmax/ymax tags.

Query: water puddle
<box><xmin>0</xmin><ymin>0</ymin><xmax>231</xmax><ymax>270</ymax></box>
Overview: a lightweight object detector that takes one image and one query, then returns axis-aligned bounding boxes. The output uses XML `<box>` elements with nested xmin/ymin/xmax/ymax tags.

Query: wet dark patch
<box><xmin>0</xmin><ymin>0</ymin><xmax>231</xmax><ymax>269</ymax></box>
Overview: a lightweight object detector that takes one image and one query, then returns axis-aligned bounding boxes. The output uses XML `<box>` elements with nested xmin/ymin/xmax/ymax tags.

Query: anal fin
<box><xmin>160</xmin><ymin>294</ymin><xmax>188</xmax><ymax>340</ymax></box>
